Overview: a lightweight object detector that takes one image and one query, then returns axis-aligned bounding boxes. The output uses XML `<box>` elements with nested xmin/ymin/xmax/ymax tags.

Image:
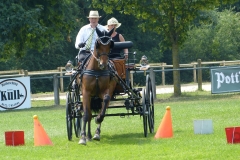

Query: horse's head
<box><xmin>94</xmin><ymin>27</ymin><xmax>114</xmax><ymax>70</ymax></box>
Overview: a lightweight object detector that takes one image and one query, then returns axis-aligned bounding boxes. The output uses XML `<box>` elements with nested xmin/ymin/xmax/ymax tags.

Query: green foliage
<box><xmin>92</xmin><ymin>0</ymin><xmax>237</xmax><ymax>50</ymax></box>
<box><xmin>180</xmin><ymin>9</ymin><xmax>240</xmax><ymax>62</ymax></box>
<box><xmin>0</xmin><ymin>0</ymin><xmax>80</xmax><ymax>59</ymax></box>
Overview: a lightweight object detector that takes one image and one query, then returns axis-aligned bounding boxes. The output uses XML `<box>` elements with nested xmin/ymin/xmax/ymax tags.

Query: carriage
<box><xmin>65</xmin><ymin>28</ymin><xmax>154</xmax><ymax>144</ymax></box>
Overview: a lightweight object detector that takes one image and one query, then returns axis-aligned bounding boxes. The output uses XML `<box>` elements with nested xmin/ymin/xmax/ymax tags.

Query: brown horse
<box><xmin>77</xmin><ymin>27</ymin><xmax>117</xmax><ymax>145</ymax></box>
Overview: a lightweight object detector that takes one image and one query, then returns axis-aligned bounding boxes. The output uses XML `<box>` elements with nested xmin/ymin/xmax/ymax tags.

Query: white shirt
<box><xmin>75</xmin><ymin>24</ymin><xmax>107</xmax><ymax>51</ymax></box>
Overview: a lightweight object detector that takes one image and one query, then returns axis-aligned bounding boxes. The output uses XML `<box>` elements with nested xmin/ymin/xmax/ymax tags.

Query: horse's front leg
<box><xmin>79</xmin><ymin>97</ymin><xmax>92</xmax><ymax>145</ymax></box>
<box><xmin>95</xmin><ymin>94</ymin><xmax>110</xmax><ymax>124</ymax></box>
<box><xmin>93</xmin><ymin>94</ymin><xmax>110</xmax><ymax>141</ymax></box>
<box><xmin>86</xmin><ymin>118</ymin><xmax>92</xmax><ymax>141</ymax></box>
<box><xmin>78</xmin><ymin>107</ymin><xmax>88</xmax><ymax>145</ymax></box>
<box><xmin>93</xmin><ymin>124</ymin><xmax>101</xmax><ymax>141</ymax></box>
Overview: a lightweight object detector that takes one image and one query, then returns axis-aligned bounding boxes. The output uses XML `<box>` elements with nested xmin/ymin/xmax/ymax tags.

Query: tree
<box><xmin>180</xmin><ymin>9</ymin><xmax>240</xmax><ymax>63</ymax></box>
<box><xmin>0</xmin><ymin>0</ymin><xmax>80</xmax><ymax>60</ymax></box>
<box><xmin>92</xmin><ymin>0</ymin><xmax>238</xmax><ymax>96</ymax></box>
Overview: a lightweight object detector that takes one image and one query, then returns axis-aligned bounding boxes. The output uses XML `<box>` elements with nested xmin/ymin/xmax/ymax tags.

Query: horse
<box><xmin>77</xmin><ymin>27</ymin><xmax>117</xmax><ymax>145</ymax></box>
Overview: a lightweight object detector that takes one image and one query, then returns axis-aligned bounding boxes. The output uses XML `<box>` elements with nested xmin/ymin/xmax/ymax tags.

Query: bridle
<box><xmin>92</xmin><ymin>35</ymin><xmax>113</xmax><ymax>70</ymax></box>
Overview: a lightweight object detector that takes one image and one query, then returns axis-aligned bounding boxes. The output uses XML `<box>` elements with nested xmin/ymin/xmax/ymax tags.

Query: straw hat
<box><xmin>87</xmin><ymin>10</ymin><xmax>101</xmax><ymax>18</ymax></box>
<box><xmin>105</xmin><ymin>17</ymin><xmax>121</xmax><ymax>28</ymax></box>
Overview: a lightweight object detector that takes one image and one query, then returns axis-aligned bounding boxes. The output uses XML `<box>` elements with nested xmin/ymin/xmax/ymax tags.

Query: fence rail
<box><xmin>1</xmin><ymin>59</ymin><xmax>240</xmax><ymax>88</ymax></box>
<box><xmin>134</xmin><ymin>59</ymin><xmax>240</xmax><ymax>85</ymax></box>
<box><xmin>1</xmin><ymin>59</ymin><xmax>240</xmax><ymax>104</ymax></box>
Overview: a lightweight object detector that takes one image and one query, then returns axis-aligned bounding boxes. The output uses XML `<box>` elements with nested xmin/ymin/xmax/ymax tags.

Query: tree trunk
<box><xmin>172</xmin><ymin>42</ymin><xmax>181</xmax><ymax>96</ymax></box>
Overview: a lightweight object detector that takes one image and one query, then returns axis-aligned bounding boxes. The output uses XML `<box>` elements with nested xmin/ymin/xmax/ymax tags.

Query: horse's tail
<box><xmin>91</xmin><ymin>97</ymin><xmax>102</xmax><ymax>113</ymax></box>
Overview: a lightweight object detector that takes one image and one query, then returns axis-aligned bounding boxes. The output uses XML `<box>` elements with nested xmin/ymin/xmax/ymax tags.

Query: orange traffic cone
<box><xmin>33</xmin><ymin>115</ymin><xmax>53</xmax><ymax>146</ymax></box>
<box><xmin>154</xmin><ymin>106</ymin><xmax>173</xmax><ymax>139</ymax></box>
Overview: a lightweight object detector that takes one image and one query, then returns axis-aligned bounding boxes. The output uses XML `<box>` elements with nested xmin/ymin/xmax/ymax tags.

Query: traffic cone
<box><xmin>33</xmin><ymin>115</ymin><xmax>53</xmax><ymax>146</ymax></box>
<box><xmin>154</xmin><ymin>106</ymin><xmax>173</xmax><ymax>138</ymax></box>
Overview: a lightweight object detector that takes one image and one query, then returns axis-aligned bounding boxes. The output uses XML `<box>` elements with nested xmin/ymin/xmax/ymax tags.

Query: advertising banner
<box><xmin>0</xmin><ymin>77</ymin><xmax>31</xmax><ymax>111</ymax></box>
<box><xmin>211</xmin><ymin>66</ymin><xmax>240</xmax><ymax>94</ymax></box>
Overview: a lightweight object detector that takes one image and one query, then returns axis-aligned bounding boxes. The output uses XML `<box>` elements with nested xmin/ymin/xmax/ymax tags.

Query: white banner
<box><xmin>0</xmin><ymin>77</ymin><xmax>31</xmax><ymax>111</ymax></box>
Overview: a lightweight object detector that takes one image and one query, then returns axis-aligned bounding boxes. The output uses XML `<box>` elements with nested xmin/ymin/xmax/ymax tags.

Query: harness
<box><xmin>79</xmin><ymin>29</ymin><xmax>114</xmax><ymax>97</ymax></box>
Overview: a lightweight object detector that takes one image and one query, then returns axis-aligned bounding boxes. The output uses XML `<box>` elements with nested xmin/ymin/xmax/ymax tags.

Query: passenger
<box><xmin>75</xmin><ymin>10</ymin><xmax>107</xmax><ymax>65</ymax></box>
<box><xmin>105</xmin><ymin>17</ymin><xmax>128</xmax><ymax>60</ymax></box>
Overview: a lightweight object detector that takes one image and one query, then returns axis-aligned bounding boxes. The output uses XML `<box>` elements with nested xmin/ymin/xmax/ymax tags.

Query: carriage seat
<box><xmin>111</xmin><ymin>59</ymin><xmax>126</xmax><ymax>79</ymax></box>
<box><xmin>111</xmin><ymin>60</ymin><xmax>135</xmax><ymax>80</ymax></box>
<box><xmin>113</xmin><ymin>41</ymin><xmax>133</xmax><ymax>49</ymax></box>
<box><xmin>111</xmin><ymin>41</ymin><xmax>135</xmax><ymax>79</ymax></box>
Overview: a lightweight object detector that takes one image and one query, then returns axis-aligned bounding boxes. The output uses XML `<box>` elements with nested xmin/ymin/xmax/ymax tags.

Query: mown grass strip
<box><xmin>0</xmin><ymin>91</ymin><xmax>240</xmax><ymax>160</ymax></box>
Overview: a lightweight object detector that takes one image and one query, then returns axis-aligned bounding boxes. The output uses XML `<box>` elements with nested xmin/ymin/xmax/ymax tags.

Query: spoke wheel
<box><xmin>74</xmin><ymin>115</ymin><xmax>82</xmax><ymax>138</ymax></box>
<box><xmin>66</xmin><ymin>92</ymin><xmax>73</xmax><ymax>141</ymax></box>
<box><xmin>72</xmin><ymin>91</ymin><xmax>82</xmax><ymax>138</ymax></box>
<box><xmin>142</xmin><ymin>89</ymin><xmax>148</xmax><ymax>137</ymax></box>
<box><xmin>146</xmin><ymin>75</ymin><xmax>154</xmax><ymax>133</ymax></box>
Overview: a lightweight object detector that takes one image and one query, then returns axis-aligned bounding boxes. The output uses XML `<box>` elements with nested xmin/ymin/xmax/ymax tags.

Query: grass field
<box><xmin>1</xmin><ymin>91</ymin><xmax>240</xmax><ymax>160</ymax></box>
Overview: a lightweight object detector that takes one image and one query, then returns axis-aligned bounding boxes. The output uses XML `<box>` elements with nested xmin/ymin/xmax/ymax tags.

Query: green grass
<box><xmin>1</xmin><ymin>91</ymin><xmax>240</xmax><ymax>160</ymax></box>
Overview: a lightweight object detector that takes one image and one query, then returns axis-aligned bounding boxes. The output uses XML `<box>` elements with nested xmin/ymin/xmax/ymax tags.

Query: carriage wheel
<box><xmin>142</xmin><ymin>89</ymin><xmax>148</xmax><ymax>137</ymax></box>
<box><xmin>146</xmin><ymin>75</ymin><xmax>155</xmax><ymax>133</ymax></box>
<box><xmin>73</xmin><ymin>113</ymin><xmax>81</xmax><ymax>138</ymax></box>
<box><xmin>74</xmin><ymin>116</ymin><xmax>82</xmax><ymax>138</ymax></box>
<box><xmin>66</xmin><ymin>92</ymin><xmax>73</xmax><ymax>141</ymax></box>
<box><xmin>71</xmin><ymin>91</ymin><xmax>82</xmax><ymax>138</ymax></box>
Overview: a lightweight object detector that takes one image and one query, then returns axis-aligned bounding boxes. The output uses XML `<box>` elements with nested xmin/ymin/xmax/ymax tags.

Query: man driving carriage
<box><xmin>75</xmin><ymin>10</ymin><xmax>107</xmax><ymax>65</ymax></box>
<box><xmin>75</xmin><ymin>11</ymin><xmax>131</xmax><ymax>67</ymax></box>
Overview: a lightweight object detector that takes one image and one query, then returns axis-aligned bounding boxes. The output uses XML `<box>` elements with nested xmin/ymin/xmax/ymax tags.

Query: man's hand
<box><xmin>78</xmin><ymin>43</ymin><xmax>86</xmax><ymax>48</ymax></box>
<box><xmin>124</xmin><ymin>53</ymin><xmax>128</xmax><ymax>60</ymax></box>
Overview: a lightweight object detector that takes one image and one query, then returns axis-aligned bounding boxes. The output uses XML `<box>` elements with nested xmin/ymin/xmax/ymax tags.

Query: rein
<box><xmin>90</xmin><ymin>50</ymin><xmax>100</xmax><ymax>63</ymax></box>
<box><xmin>90</xmin><ymin>50</ymin><xmax>109</xmax><ymax>63</ymax></box>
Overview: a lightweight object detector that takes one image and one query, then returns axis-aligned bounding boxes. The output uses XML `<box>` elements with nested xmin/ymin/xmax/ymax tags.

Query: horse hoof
<box><xmin>92</xmin><ymin>134</ymin><xmax>100</xmax><ymax>141</ymax></box>
<box><xmin>78</xmin><ymin>138</ymin><xmax>86</xmax><ymax>145</ymax></box>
